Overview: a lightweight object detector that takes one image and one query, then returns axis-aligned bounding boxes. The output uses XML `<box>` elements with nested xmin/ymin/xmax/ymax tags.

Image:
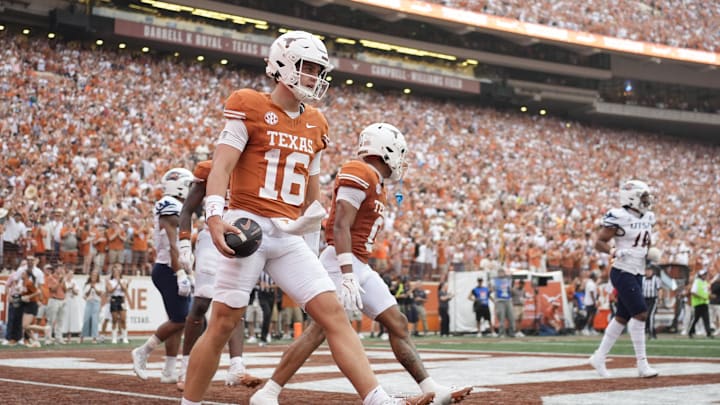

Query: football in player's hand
<box><xmin>224</xmin><ymin>218</ymin><xmax>262</xmax><ymax>257</ymax></box>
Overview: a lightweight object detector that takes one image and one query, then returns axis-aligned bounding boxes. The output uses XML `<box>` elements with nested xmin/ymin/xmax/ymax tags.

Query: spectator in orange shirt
<box><xmin>29</xmin><ymin>216</ymin><xmax>47</xmax><ymax>267</ymax></box>
<box><xmin>106</xmin><ymin>219</ymin><xmax>126</xmax><ymax>272</ymax></box>
<box><xmin>130</xmin><ymin>219</ymin><xmax>149</xmax><ymax>276</ymax></box>
<box><xmin>91</xmin><ymin>224</ymin><xmax>108</xmax><ymax>275</ymax></box>
<box><xmin>527</xmin><ymin>242</ymin><xmax>543</xmax><ymax>272</ymax></box>
<box><xmin>540</xmin><ymin>301</ymin><xmax>564</xmax><ymax>336</ymax></box>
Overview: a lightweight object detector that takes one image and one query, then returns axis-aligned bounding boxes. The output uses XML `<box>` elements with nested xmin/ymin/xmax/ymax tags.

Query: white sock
<box><xmin>627</xmin><ymin>318</ymin><xmax>647</xmax><ymax>364</ymax></box>
<box><xmin>163</xmin><ymin>355</ymin><xmax>177</xmax><ymax>376</ymax></box>
<box><xmin>597</xmin><ymin>318</ymin><xmax>624</xmax><ymax>357</ymax></box>
<box><xmin>419</xmin><ymin>377</ymin><xmax>441</xmax><ymax>394</ymax></box>
<box><xmin>140</xmin><ymin>335</ymin><xmax>161</xmax><ymax>355</ymax></box>
<box><xmin>363</xmin><ymin>385</ymin><xmax>391</xmax><ymax>405</ymax></box>
<box><xmin>181</xmin><ymin>355</ymin><xmax>190</xmax><ymax>371</ymax></box>
<box><xmin>230</xmin><ymin>355</ymin><xmax>244</xmax><ymax>370</ymax></box>
<box><xmin>260</xmin><ymin>379</ymin><xmax>283</xmax><ymax>398</ymax></box>
<box><xmin>122</xmin><ymin>329</ymin><xmax>128</xmax><ymax>340</ymax></box>
<box><xmin>180</xmin><ymin>398</ymin><xmax>200</xmax><ymax>405</ymax></box>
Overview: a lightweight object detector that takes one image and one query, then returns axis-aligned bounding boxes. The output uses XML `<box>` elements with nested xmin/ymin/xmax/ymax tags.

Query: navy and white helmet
<box><xmin>161</xmin><ymin>168</ymin><xmax>193</xmax><ymax>200</ymax></box>
<box><xmin>357</xmin><ymin>123</ymin><xmax>408</xmax><ymax>182</ymax></box>
<box><xmin>619</xmin><ymin>180</ymin><xmax>652</xmax><ymax>214</ymax></box>
<box><xmin>265</xmin><ymin>30</ymin><xmax>333</xmax><ymax>102</ymax></box>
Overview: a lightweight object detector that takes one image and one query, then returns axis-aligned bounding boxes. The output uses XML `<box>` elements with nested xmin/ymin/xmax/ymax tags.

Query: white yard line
<box><xmin>0</xmin><ymin>377</ymin><xmax>235</xmax><ymax>405</ymax></box>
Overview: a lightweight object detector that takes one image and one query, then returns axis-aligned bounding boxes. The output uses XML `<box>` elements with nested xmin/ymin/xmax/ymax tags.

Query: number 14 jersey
<box><xmin>602</xmin><ymin>207</ymin><xmax>656</xmax><ymax>275</ymax></box>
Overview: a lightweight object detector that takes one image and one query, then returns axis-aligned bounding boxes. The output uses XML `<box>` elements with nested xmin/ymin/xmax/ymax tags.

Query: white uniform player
<box><xmin>589</xmin><ymin>180</ymin><xmax>659</xmax><ymax>379</ymax></box>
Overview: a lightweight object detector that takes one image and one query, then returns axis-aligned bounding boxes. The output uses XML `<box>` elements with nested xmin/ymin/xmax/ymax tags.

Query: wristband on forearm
<box><xmin>205</xmin><ymin>195</ymin><xmax>225</xmax><ymax>219</ymax></box>
<box><xmin>337</xmin><ymin>252</ymin><xmax>353</xmax><ymax>267</ymax></box>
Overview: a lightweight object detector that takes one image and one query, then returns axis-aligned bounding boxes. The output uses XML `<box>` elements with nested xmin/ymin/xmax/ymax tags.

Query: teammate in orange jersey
<box><xmin>175</xmin><ymin>160</ymin><xmax>261</xmax><ymax>391</ymax></box>
<box><xmin>251</xmin><ymin>123</ymin><xmax>472</xmax><ymax>405</ymax></box>
<box><xmin>181</xmin><ymin>31</ymin><xmax>433</xmax><ymax>405</ymax></box>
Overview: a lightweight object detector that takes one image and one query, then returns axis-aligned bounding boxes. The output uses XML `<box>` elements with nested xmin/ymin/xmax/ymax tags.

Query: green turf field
<box><xmin>364</xmin><ymin>334</ymin><xmax>720</xmax><ymax>358</ymax></box>
<box><xmin>2</xmin><ymin>334</ymin><xmax>717</xmax><ymax>359</ymax></box>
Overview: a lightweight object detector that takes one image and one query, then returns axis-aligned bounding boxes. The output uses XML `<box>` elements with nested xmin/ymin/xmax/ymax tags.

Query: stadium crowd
<box><xmin>1</xmin><ymin>32</ymin><xmax>719</xmax><ymax>286</ymax></box>
<box><xmin>433</xmin><ymin>0</ymin><xmax>719</xmax><ymax>53</ymax></box>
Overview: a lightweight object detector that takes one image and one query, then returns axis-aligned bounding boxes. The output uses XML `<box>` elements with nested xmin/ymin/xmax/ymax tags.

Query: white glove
<box><xmin>340</xmin><ymin>273</ymin><xmax>365</xmax><ymax>311</ymax></box>
<box><xmin>178</xmin><ymin>239</ymin><xmax>194</xmax><ymax>271</ymax></box>
<box><xmin>271</xmin><ymin>201</ymin><xmax>327</xmax><ymax>235</ymax></box>
<box><xmin>176</xmin><ymin>269</ymin><xmax>193</xmax><ymax>297</ymax></box>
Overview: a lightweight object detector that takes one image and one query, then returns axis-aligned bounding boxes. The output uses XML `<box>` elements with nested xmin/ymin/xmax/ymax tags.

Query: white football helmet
<box><xmin>619</xmin><ymin>180</ymin><xmax>652</xmax><ymax>214</ymax></box>
<box><xmin>357</xmin><ymin>123</ymin><xmax>408</xmax><ymax>182</ymax></box>
<box><xmin>161</xmin><ymin>168</ymin><xmax>193</xmax><ymax>200</ymax></box>
<box><xmin>265</xmin><ymin>30</ymin><xmax>333</xmax><ymax>102</ymax></box>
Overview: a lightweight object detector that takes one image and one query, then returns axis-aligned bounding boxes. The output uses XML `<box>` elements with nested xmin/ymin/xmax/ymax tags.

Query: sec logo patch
<box><xmin>264</xmin><ymin>112</ymin><xmax>278</xmax><ymax>125</ymax></box>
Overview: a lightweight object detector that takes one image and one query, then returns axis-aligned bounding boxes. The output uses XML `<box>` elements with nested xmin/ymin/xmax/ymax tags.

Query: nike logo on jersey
<box><xmin>306</xmin><ymin>123</ymin><xmax>317</xmax><ymax>128</ymax></box>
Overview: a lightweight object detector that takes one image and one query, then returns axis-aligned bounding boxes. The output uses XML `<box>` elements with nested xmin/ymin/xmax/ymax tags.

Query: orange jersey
<box><xmin>325</xmin><ymin>160</ymin><xmax>386</xmax><ymax>263</ymax></box>
<box><xmin>193</xmin><ymin>160</ymin><xmax>212</xmax><ymax>182</ymax></box>
<box><xmin>222</xmin><ymin>89</ymin><xmax>329</xmax><ymax>219</ymax></box>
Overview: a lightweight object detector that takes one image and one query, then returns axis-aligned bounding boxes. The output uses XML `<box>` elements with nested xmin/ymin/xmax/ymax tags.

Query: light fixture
<box><xmin>118</xmin><ymin>43</ymin><xmax>127</xmax><ymax>49</ymax></box>
<box><xmin>142</xmin><ymin>47</ymin><xmax>150</xmax><ymax>53</ymax></box>
<box><xmin>403</xmin><ymin>88</ymin><xmax>411</xmax><ymax>94</ymax></box>
<box><xmin>326</xmin><ymin>75</ymin><xmax>333</xmax><ymax>82</ymax></box>
<box><xmin>47</xmin><ymin>33</ymin><xmax>56</xmax><ymax>39</ymax></box>
<box><xmin>345</xmin><ymin>79</ymin><xmax>353</xmax><ymax>85</ymax></box>
<box><xmin>220</xmin><ymin>59</ymin><xmax>228</xmax><ymax>65</ymax></box>
<box><xmin>565</xmin><ymin>122</ymin><xmax>571</xmax><ymax>128</ymax></box>
<box><xmin>520</xmin><ymin>106</ymin><xmax>528</xmax><ymax>112</ymax></box>
<box><xmin>335</xmin><ymin>38</ymin><xmax>356</xmax><ymax>45</ymax></box>
<box><xmin>359</xmin><ymin>39</ymin><xmax>456</xmax><ymax>61</ymax></box>
<box><xmin>365</xmin><ymin>82</ymin><xmax>373</xmax><ymax>88</ymax></box>
<box><xmin>197</xmin><ymin>55</ymin><xmax>204</xmax><ymax>61</ymax></box>
<box><xmin>173</xmin><ymin>52</ymin><xmax>179</xmax><ymax>57</ymax></box>
<box><xmin>539</xmin><ymin>109</ymin><xmax>547</xmax><ymax>116</ymax></box>
<box><xmin>22</xmin><ymin>28</ymin><xmax>30</xmax><ymax>35</ymax></box>
<box><xmin>96</xmin><ymin>39</ymin><xmax>104</xmax><ymax>46</ymax></box>
<box><xmin>0</xmin><ymin>25</ymin><xmax>5</xmax><ymax>31</ymax></box>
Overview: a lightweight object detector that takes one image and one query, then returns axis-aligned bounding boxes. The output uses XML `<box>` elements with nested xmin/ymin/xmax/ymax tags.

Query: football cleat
<box><xmin>226</xmin><ymin>370</ymin><xmax>263</xmax><ymax>387</ymax></box>
<box><xmin>160</xmin><ymin>372</ymin><xmax>178</xmax><ymax>384</ymax></box>
<box><xmin>249</xmin><ymin>387</ymin><xmax>279</xmax><ymax>405</ymax></box>
<box><xmin>387</xmin><ymin>392</ymin><xmax>435</xmax><ymax>405</ymax></box>
<box><xmin>434</xmin><ymin>386</ymin><xmax>473</xmax><ymax>404</ymax></box>
<box><xmin>589</xmin><ymin>352</ymin><xmax>611</xmax><ymax>378</ymax></box>
<box><xmin>131</xmin><ymin>348</ymin><xmax>149</xmax><ymax>380</ymax></box>
<box><xmin>638</xmin><ymin>362</ymin><xmax>659</xmax><ymax>378</ymax></box>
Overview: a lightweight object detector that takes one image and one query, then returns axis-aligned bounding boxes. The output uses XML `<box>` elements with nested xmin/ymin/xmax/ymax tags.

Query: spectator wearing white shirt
<box><xmin>2</xmin><ymin>211</ymin><xmax>27</xmax><ymax>270</ymax></box>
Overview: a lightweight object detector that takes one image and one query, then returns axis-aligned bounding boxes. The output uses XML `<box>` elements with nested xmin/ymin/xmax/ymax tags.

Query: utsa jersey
<box><xmin>154</xmin><ymin>195</ymin><xmax>183</xmax><ymax>265</ymax></box>
<box><xmin>221</xmin><ymin>89</ymin><xmax>329</xmax><ymax>219</ymax></box>
<box><xmin>602</xmin><ymin>208</ymin><xmax>655</xmax><ymax>275</ymax></box>
<box><xmin>325</xmin><ymin>160</ymin><xmax>386</xmax><ymax>263</ymax></box>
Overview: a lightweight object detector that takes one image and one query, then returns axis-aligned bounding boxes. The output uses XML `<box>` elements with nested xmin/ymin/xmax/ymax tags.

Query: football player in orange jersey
<box><xmin>251</xmin><ymin>124</ymin><xmax>472</xmax><ymax>405</ymax></box>
<box><xmin>174</xmin><ymin>160</ymin><xmax>261</xmax><ymax>391</ymax></box>
<box><xmin>181</xmin><ymin>32</ymin><xmax>433</xmax><ymax>405</ymax></box>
